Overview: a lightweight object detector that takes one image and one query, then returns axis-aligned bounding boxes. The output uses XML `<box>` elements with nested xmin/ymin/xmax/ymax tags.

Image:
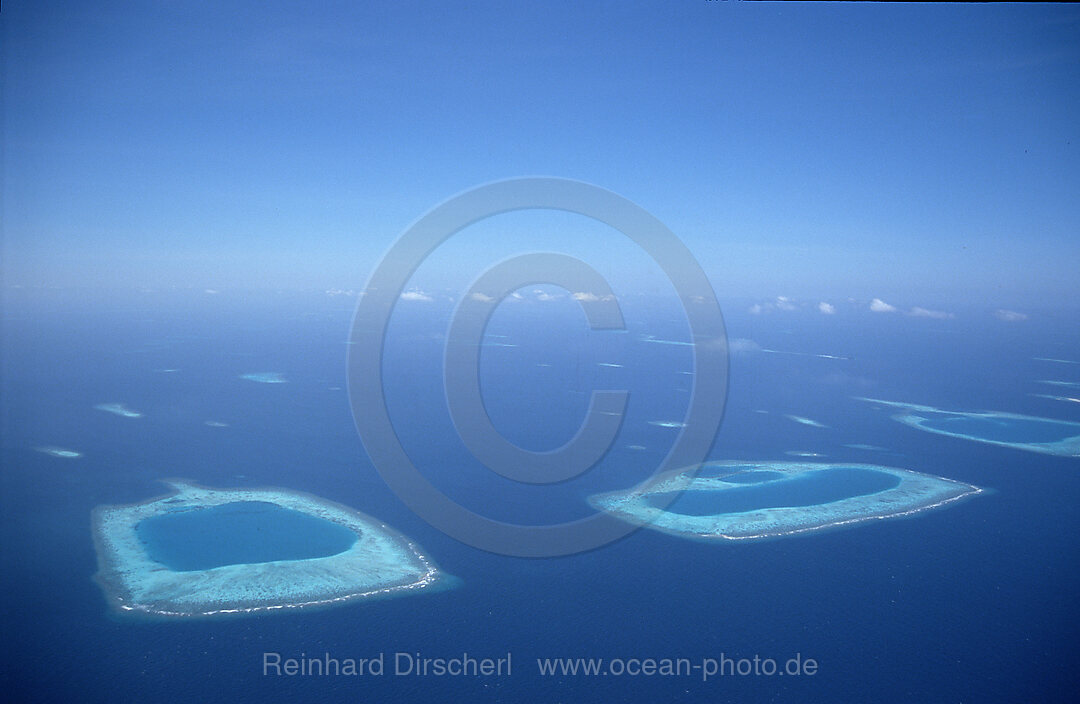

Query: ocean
<box><xmin>3</xmin><ymin>287</ymin><xmax>1078</xmax><ymax>702</ymax></box>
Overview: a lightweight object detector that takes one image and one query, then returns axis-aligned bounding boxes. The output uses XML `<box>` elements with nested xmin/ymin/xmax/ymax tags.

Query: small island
<box><xmin>589</xmin><ymin>461</ymin><xmax>982</xmax><ymax>541</ymax></box>
<box><xmin>92</xmin><ymin>481</ymin><xmax>452</xmax><ymax>618</ymax></box>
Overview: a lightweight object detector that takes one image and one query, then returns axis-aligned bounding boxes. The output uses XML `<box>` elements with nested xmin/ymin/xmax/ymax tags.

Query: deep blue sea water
<box><xmin>3</xmin><ymin>289</ymin><xmax>1079</xmax><ymax>702</ymax></box>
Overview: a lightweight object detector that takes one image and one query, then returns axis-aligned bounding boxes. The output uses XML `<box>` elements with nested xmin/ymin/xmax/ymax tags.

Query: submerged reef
<box><xmin>857</xmin><ymin>397</ymin><xmax>1080</xmax><ymax>458</ymax></box>
<box><xmin>92</xmin><ymin>481</ymin><xmax>451</xmax><ymax>618</ymax></box>
<box><xmin>589</xmin><ymin>461</ymin><xmax>981</xmax><ymax>541</ymax></box>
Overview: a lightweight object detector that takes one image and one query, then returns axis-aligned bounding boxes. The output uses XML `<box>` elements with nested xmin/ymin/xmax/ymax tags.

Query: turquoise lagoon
<box><xmin>135</xmin><ymin>502</ymin><xmax>359</xmax><ymax>572</ymax></box>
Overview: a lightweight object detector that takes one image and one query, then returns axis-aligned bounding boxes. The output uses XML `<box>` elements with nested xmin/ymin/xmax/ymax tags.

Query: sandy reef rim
<box><xmin>91</xmin><ymin>480</ymin><xmax>454</xmax><ymax>619</ymax></box>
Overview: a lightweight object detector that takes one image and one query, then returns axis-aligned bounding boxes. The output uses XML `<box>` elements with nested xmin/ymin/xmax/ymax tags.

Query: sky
<box><xmin>4</xmin><ymin>2</ymin><xmax>1079</xmax><ymax>308</ymax></box>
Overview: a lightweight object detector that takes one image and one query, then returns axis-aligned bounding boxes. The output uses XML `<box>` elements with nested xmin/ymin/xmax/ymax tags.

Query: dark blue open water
<box><xmin>3</xmin><ymin>289</ymin><xmax>1079</xmax><ymax>702</ymax></box>
<box><xmin>136</xmin><ymin>502</ymin><xmax>357</xmax><ymax>571</ymax></box>
<box><xmin>646</xmin><ymin>468</ymin><xmax>900</xmax><ymax>516</ymax></box>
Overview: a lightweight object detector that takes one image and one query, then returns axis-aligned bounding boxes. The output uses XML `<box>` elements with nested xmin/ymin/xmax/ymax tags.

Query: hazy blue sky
<box><xmin>4</xmin><ymin>2</ymin><xmax>1079</xmax><ymax>307</ymax></box>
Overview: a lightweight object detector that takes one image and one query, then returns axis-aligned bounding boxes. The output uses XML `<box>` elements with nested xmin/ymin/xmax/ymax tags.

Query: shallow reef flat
<box><xmin>784</xmin><ymin>414</ymin><xmax>828</xmax><ymax>429</ymax></box>
<box><xmin>857</xmin><ymin>397</ymin><xmax>1080</xmax><ymax>458</ymax></box>
<box><xmin>1037</xmin><ymin>380</ymin><xmax>1080</xmax><ymax>388</ymax></box>
<box><xmin>35</xmin><ymin>446</ymin><xmax>83</xmax><ymax>459</ymax></box>
<box><xmin>92</xmin><ymin>481</ymin><xmax>452</xmax><ymax>618</ymax></box>
<box><xmin>1032</xmin><ymin>394</ymin><xmax>1080</xmax><ymax>405</ymax></box>
<box><xmin>94</xmin><ymin>403</ymin><xmax>142</xmax><ymax>418</ymax></box>
<box><xmin>239</xmin><ymin>372</ymin><xmax>287</xmax><ymax>384</ymax></box>
<box><xmin>589</xmin><ymin>461</ymin><xmax>981</xmax><ymax>541</ymax></box>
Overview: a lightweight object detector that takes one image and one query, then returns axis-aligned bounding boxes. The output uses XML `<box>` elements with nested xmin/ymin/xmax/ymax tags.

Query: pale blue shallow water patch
<box><xmin>136</xmin><ymin>501</ymin><xmax>358</xmax><ymax>571</ymax></box>
<box><xmin>645</xmin><ymin>468</ymin><xmax>900</xmax><ymax>516</ymax></box>
<box><xmin>239</xmin><ymin>372</ymin><xmax>287</xmax><ymax>384</ymax></box>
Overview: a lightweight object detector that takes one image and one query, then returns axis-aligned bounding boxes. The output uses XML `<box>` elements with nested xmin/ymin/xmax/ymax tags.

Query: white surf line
<box><xmin>639</xmin><ymin>335</ymin><xmax>694</xmax><ymax>347</ymax></box>
<box><xmin>643</xmin><ymin>335</ymin><xmax>848</xmax><ymax>359</ymax></box>
<box><xmin>1037</xmin><ymin>380</ymin><xmax>1080</xmax><ymax>388</ymax></box>
<box><xmin>760</xmin><ymin>348</ymin><xmax>850</xmax><ymax>361</ymax></box>
<box><xmin>1033</xmin><ymin>357</ymin><xmax>1080</xmax><ymax>365</ymax></box>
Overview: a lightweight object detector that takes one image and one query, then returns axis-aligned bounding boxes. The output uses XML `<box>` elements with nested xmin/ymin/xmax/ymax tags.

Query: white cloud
<box><xmin>400</xmin><ymin>290</ymin><xmax>434</xmax><ymax>302</ymax></box>
<box><xmin>870</xmin><ymin>298</ymin><xmax>897</xmax><ymax>313</ymax></box>
<box><xmin>818</xmin><ymin>302</ymin><xmax>836</xmax><ymax>315</ymax></box>
<box><xmin>572</xmin><ymin>292</ymin><xmax>613</xmax><ymax>302</ymax></box>
<box><xmin>747</xmin><ymin>296</ymin><xmax>798</xmax><ymax>313</ymax></box>
<box><xmin>469</xmin><ymin>292</ymin><xmax>495</xmax><ymax>303</ymax></box>
<box><xmin>909</xmin><ymin>307</ymin><xmax>954</xmax><ymax>319</ymax></box>
<box><xmin>535</xmin><ymin>291</ymin><xmax>562</xmax><ymax>301</ymax></box>
<box><xmin>510</xmin><ymin>291</ymin><xmax>524</xmax><ymax>300</ymax></box>
<box><xmin>995</xmin><ymin>309</ymin><xmax>1028</xmax><ymax>322</ymax></box>
<box><xmin>204</xmin><ymin>289</ymin><xmax>219</xmax><ymax>295</ymax></box>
